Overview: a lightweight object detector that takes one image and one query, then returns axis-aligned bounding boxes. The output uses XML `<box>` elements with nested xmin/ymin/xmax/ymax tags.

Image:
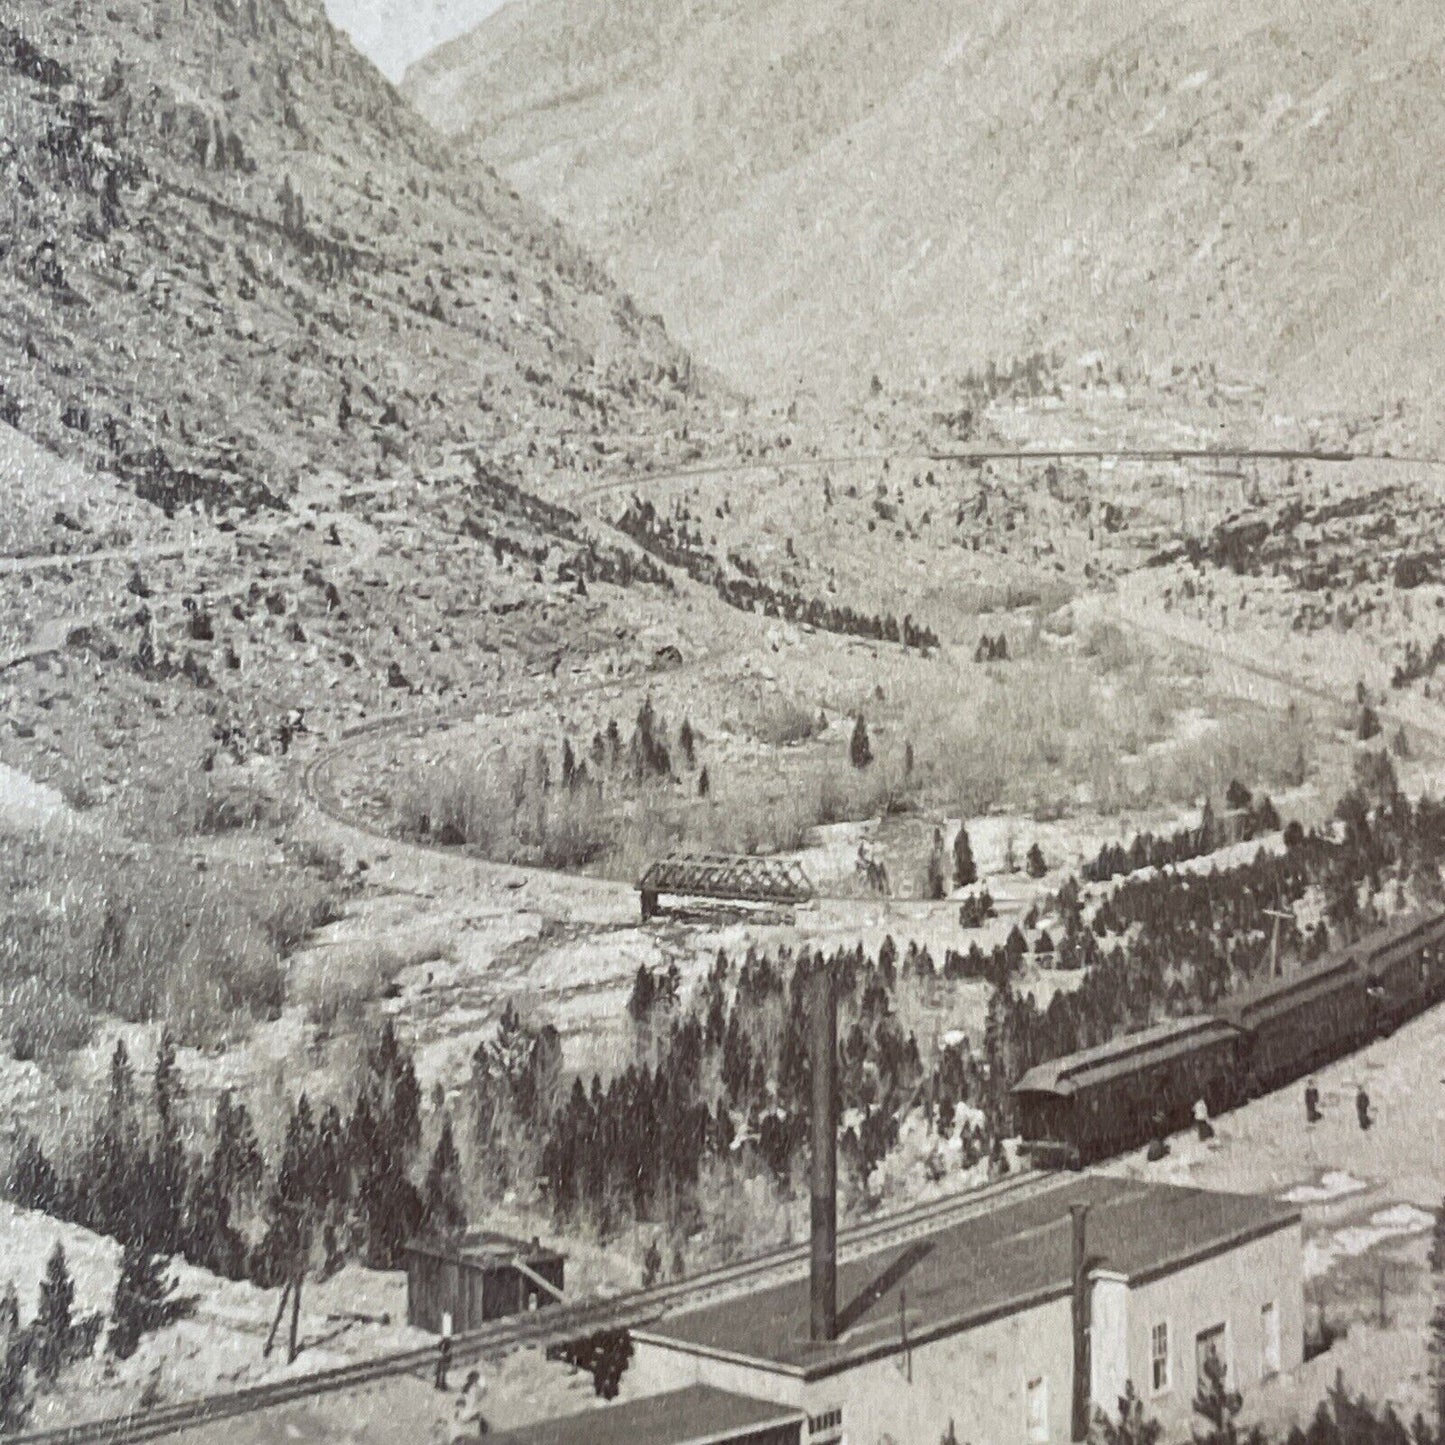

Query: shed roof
<box><xmin>636</xmin><ymin>1175</ymin><xmax>1296</xmax><ymax>1380</ymax></box>
<box><xmin>403</xmin><ymin>1229</ymin><xmax>564</xmax><ymax>1267</ymax></box>
<box><xmin>1210</xmin><ymin>953</ymin><xmax>1361</xmax><ymax>1031</ymax></box>
<box><xmin>480</xmin><ymin>1385</ymin><xmax>805</xmax><ymax>1445</ymax></box>
<box><xmin>1011</xmin><ymin>1015</ymin><xmax>1236</xmax><ymax>1097</ymax></box>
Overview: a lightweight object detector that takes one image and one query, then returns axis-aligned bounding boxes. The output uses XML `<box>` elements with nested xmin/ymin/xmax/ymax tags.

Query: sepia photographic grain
<box><xmin>1</xmin><ymin>2</ymin><xmax>1443</xmax><ymax>1443</ymax></box>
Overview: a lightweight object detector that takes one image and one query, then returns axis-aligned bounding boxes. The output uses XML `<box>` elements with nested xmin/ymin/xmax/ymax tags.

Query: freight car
<box><xmin>1011</xmin><ymin>1015</ymin><xmax>1240</xmax><ymax>1166</ymax></box>
<box><xmin>1014</xmin><ymin>908</ymin><xmax>1445</xmax><ymax>1165</ymax></box>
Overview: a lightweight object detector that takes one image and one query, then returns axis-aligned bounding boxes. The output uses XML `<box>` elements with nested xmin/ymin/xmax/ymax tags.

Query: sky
<box><xmin>322</xmin><ymin>0</ymin><xmax>509</xmax><ymax>82</ymax></box>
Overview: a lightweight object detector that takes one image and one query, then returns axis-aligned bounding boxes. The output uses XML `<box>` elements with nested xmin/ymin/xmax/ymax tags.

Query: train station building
<box><xmin>619</xmin><ymin>1174</ymin><xmax>1301</xmax><ymax>1445</ymax></box>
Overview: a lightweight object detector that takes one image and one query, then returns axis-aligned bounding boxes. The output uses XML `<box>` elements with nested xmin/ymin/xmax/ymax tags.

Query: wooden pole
<box><xmin>288</xmin><ymin>1269</ymin><xmax>303</xmax><ymax>1364</ymax></box>
<box><xmin>263</xmin><ymin>1279</ymin><xmax>291</xmax><ymax>1358</ymax></box>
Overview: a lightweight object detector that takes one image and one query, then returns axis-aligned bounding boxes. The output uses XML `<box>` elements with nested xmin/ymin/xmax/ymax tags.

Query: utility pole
<box><xmin>1264</xmin><ymin>908</ymin><xmax>1294</xmax><ymax>978</ymax></box>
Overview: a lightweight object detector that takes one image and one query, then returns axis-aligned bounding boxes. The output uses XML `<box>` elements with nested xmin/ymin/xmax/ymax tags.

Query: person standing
<box><xmin>1305</xmin><ymin>1078</ymin><xmax>1321</xmax><ymax>1124</ymax></box>
<box><xmin>1193</xmin><ymin>1096</ymin><xmax>1215</xmax><ymax>1142</ymax></box>
<box><xmin>1356</xmin><ymin>1084</ymin><xmax>1372</xmax><ymax>1131</ymax></box>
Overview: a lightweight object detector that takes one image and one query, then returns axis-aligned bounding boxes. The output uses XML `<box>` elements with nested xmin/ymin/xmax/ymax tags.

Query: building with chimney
<box><xmin>626</xmin><ymin>1173</ymin><xmax>1302</xmax><ymax>1445</ymax></box>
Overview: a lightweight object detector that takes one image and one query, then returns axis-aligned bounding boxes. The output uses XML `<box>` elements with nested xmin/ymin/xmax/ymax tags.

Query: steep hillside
<box><xmin>0</xmin><ymin>0</ymin><xmax>732</xmax><ymax>820</ymax></box>
<box><xmin>0</xmin><ymin>0</ymin><xmax>700</xmax><ymax>519</ymax></box>
<box><xmin>406</xmin><ymin>0</ymin><xmax>1445</xmax><ymax>427</ymax></box>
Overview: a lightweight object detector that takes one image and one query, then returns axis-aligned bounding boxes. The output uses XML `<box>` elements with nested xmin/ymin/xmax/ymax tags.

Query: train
<box><xmin>1012</xmin><ymin>909</ymin><xmax>1445</xmax><ymax>1166</ymax></box>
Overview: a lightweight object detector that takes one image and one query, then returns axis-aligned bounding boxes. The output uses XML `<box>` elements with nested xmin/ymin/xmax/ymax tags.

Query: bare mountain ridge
<box><xmin>0</xmin><ymin>0</ymin><xmax>703</xmax><ymax>518</ymax></box>
<box><xmin>405</xmin><ymin>0</ymin><xmax>1445</xmax><ymax>430</ymax></box>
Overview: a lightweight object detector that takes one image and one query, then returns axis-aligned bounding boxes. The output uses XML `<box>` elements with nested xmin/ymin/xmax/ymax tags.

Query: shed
<box><xmin>403</xmin><ymin>1231</ymin><xmax>565</xmax><ymax>1334</ymax></box>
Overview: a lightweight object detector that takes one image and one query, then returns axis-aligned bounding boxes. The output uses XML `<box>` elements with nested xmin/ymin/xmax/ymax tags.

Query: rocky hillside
<box><xmin>406</xmin><ymin>0</ymin><xmax>1445</xmax><ymax>429</ymax></box>
<box><xmin>0</xmin><ymin>0</ymin><xmax>701</xmax><ymax>519</ymax></box>
<box><xmin>0</xmin><ymin>0</ymin><xmax>736</xmax><ymax>821</ymax></box>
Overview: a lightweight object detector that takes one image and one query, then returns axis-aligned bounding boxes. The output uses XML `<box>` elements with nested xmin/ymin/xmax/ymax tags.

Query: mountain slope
<box><xmin>405</xmin><ymin>0</ymin><xmax>1445</xmax><ymax>423</ymax></box>
<box><xmin>0</xmin><ymin>0</ymin><xmax>700</xmax><ymax>516</ymax></box>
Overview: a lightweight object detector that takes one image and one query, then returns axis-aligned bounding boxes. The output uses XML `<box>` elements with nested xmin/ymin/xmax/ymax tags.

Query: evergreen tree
<box><xmin>350</xmin><ymin>1022</ymin><xmax>423</xmax><ymax>1268</ymax></box>
<box><xmin>697</xmin><ymin>766</ymin><xmax>710</xmax><ymax>798</ymax></box>
<box><xmin>679</xmin><ymin>718</ymin><xmax>696</xmax><ymax>768</ymax></box>
<box><xmin>1093</xmin><ymin>1381</ymin><xmax>1163</xmax><ymax>1445</ymax></box>
<box><xmin>108</xmin><ymin>1240</ymin><xmax>191</xmax><ymax>1360</ymax></box>
<box><xmin>953</xmin><ymin>824</ymin><xmax>977</xmax><ymax>889</ymax></box>
<box><xmin>1432</xmin><ymin>1195</ymin><xmax>1445</xmax><ymax>1437</ymax></box>
<box><xmin>32</xmin><ymin>1244</ymin><xmax>75</xmax><ymax>1383</ymax></box>
<box><xmin>421</xmin><ymin>1116</ymin><xmax>467</xmax><ymax>1243</ymax></box>
<box><xmin>259</xmin><ymin>1094</ymin><xmax>321</xmax><ymax>1288</ymax></box>
<box><xmin>84</xmin><ymin>1039</ymin><xmax>141</xmax><ymax>1241</ymax></box>
<box><xmin>0</xmin><ymin>1283</ymin><xmax>16</xmax><ymax>1337</ymax></box>
<box><xmin>149</xmin><ymin>1029</ymin><xmax>185</xmax><ymax>1254</ymax></box>
<box><xmin>849</xmin><ymin>715</ymin><xmax>873</xmax><ymax>769</ymax></box>
<box><xmin>927</xmin><ymin>828</ymin><xmax>948</xmax><ymax>900</ymax></box>
<box><xmin>1193</xmin><ymin>1344</ymin><xmax>1257</xmax><ymax>1445</ymax></box>
<box><xmin>1026</xmin><ymin>842</ymin><xmax>1048</xmax><ymax>878</ymax></box>
<box><xmin>0</xmin><ymin>1335</ymin><xmax>29</xmax><ymax>1436</ymax></box>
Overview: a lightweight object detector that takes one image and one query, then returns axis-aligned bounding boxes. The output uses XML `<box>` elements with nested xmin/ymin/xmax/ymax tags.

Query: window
<box><xmin>1261</xmin><ymin>1302</ymin><xmax>1280</xmax><ymax>1377</ymax></box>
<box><xmin>1196</xmin><ymin>1324</ymin><xmax>1228</xmax><ymax>1390</ymax></box>
<box><xmin>809</xmin><ymin>1406</ymin><xmax>843</xmax><ymax>1443</ymax></box>
<box><xmin>1026</xmin><ymin>1375</ymin><xmax>1049</xmax><ymax>1444</ymax></box>
<box><xmin>1150</xmin><ymin>1321</ymin><xmax>1171</xmax><ymax>1394</ymax></box>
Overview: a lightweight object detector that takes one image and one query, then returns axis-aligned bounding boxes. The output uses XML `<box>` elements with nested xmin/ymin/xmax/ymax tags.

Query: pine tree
<box><xmin>679</xmin><ymin>719</ymin><xmax>696</xmax><ymax>768</ymax></box>
<box><xmin>0</xmin><ymin>1335</ymin><xmax>29</xmax><ymax>1436</ymax></box>
<box><xmin>351</xmin><ymin>1022</ymin><xmax>423</xmax><ymax>1268</ymax></box>
<box><xmin>953</xmin><ymin>824</ymin><xmax>977</xmax><ymax>889</ymax></box>
<box><xmin>1432</xmin><ymin>1195</ymin><xmax>1445</xmax><ymax>1438</ymax></box>
<box><xmin>149</xmin><ymin>1029</ymin><xmax>185</xmax><ymax>1254</ymax></box>
<box><xmin>927</xmin><ymin>828</ymin><xmax>948</xmax><ymax>900</ymax></box>
<box><xmin>697</xmin><ymin>766</ymin><xmax>710</xmax><ymax>798</ymax></box>
<box><xmin>1094</xmin><ymin>1381</ymin><xmax>1163</xmax><ymax>1445</ymax></box>
<box><xmin>0</xmin><ymin>1283</ymin><xmax>16</xmax><ymax>1337</ymax></box>
<box><xmin>33</xmin><ymin>1244</ymin><xmax>75</xmax><ymax>1383</ymax></box>
<box><xmin>421</xmin><ymin>1116</ymin><xmax>467</xmax><ymax>1243</ymax></box>
<box><xmin>1193</xmin><ymin>1343</ymin><xmax>1251</xmax><ymax>1445</ymax></box>
<box><xmin>83</xmin><ymin>1038</ymin><xmax>141</xmax><ymax>1241</ymax></box>
<box><xmin>108</xmin><ymin>1240</ymin><xmax>190</xmax><ymax>1360</ymax></box>
<box><xmin>849</xmin><ymin>715</ymin><xmax>873</xmax><ymax>769</ymax></box>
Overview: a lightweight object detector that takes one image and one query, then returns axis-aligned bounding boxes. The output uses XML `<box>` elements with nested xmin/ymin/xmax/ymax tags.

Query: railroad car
<box><xmin>1211</xmin><ymin>951</ymin><xmax>1369</xmax><ymax>1100</ymax></box>
<box><xmin>1359</xmin><ymin>910</ymin><xmax>1445</xmax><ymax>1027</ymax></box>
<box><xmin>1013</xmin><ymin>1015</ymin><xmax>1240</xmax><ymax>1166</ymax></box>
<box><xmin>1012</xmin><ymin>908</ymin><xmax>1445</xmax><ymax>1165</ymax></box>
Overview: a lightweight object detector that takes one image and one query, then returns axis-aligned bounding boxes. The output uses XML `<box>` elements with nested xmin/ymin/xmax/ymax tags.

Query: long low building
<box><xmin>626</xmin><ymin>1174</ymin><xmax>1301</xmax><ymax>1445</ymax></box>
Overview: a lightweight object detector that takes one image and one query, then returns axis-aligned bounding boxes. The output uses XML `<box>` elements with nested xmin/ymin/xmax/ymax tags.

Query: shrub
<box><xmin>3</xmin><ymin>978</ymin><xmax>92</xmax><ymax>1061</ymax></box>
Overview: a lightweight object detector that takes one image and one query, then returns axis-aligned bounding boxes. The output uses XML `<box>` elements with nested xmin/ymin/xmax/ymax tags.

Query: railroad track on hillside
<box><xmin>572</xmin><ymin>444</ymin><xmax>1445</xmax><ymax>500</ymax></box>
<box><xmin>301</xmin><ymin>442</ymin><xmax>1445</xmax><ymax>895</ymax></box>
<box><xmin>12</xmin><ymin>1170</ymin><xmax>1064</xmax><ymax>1445</ymax></box>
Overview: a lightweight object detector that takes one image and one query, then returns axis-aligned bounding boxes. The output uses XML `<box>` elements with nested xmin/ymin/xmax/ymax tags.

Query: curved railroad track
<box><xmin>13</xmin><ymin>1169</ymin><xmax>1065</xmax><ymax>1445</ymax></box>
<box><xmin>302</xmin><ymin>441</ymin><xmax>1445</xmax><ymax>882</ymax></box>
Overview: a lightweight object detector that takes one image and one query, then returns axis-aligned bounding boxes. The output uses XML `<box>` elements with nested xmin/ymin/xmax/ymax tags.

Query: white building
<box><xmin>628</xmin><ymin>1174</ymin><xmax>1302</xmax><ymax>1445</ymax></box>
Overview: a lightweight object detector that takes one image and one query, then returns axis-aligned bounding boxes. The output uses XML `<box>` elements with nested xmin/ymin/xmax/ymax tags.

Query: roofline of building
<box><xmin>681</xmin><ymin>1406</ymin><xmax>809</xmax><ymax>1445</ymax></box>
<box><xmin>635</xmin><ymin>1207</ymin><xmax>1302</xmax><ymax>1382</ymax></box>
<box><xmin>401</xmin><ymin>1236</ymin><xmax>565</xmax><ymax>1266</ymax></box>
<box><xmin>1125</xmin><ymin>1207</ymin><xmax>1301</xmax><ymax>1288</ymax></box>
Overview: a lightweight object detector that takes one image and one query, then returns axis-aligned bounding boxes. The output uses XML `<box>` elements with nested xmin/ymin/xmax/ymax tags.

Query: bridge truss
<box><xmin>638</xmin><ymin>853</ymin><xmax>816</xmax><ymax>917</ymax></box>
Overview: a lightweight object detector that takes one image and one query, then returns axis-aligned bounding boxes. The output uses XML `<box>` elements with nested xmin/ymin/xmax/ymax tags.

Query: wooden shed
<box><xmin>403</xmin><ymin>1231</ymin><xmax>565</xmax><ymax>1334</ymax></box>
